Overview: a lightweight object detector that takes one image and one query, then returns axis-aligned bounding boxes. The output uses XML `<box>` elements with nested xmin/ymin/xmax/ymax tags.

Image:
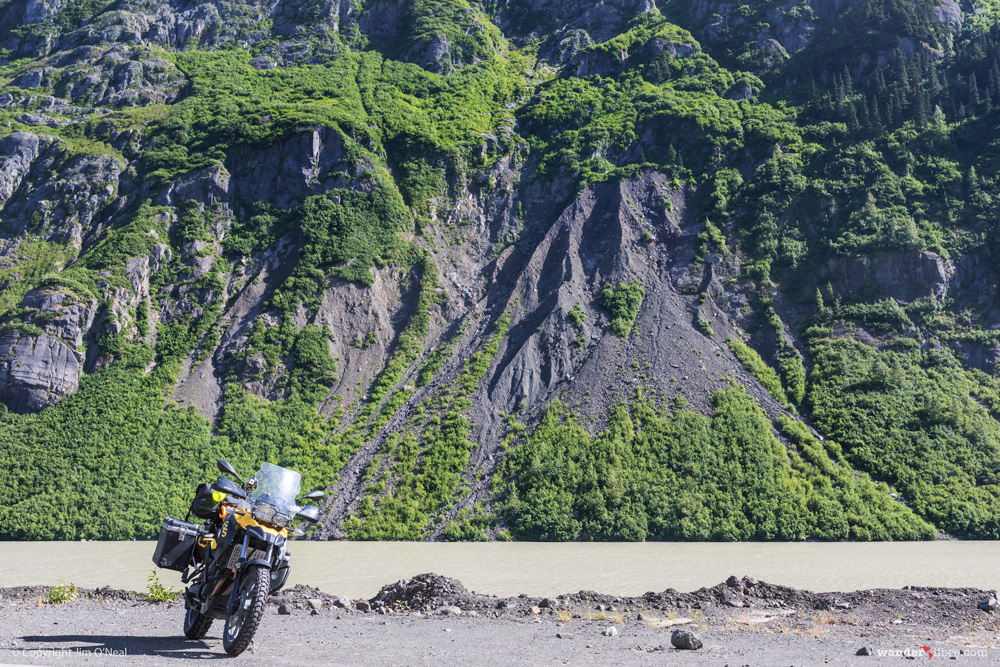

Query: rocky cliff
<box><xmin>2</xmin><ymin>0</ymin><xmax>1000</xmax><ymax>541</ymax></box>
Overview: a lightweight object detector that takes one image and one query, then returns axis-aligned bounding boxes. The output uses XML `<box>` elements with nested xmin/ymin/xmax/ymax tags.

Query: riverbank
<box><xmin>2</xmin><ymin>575</ymin><xmax>998</xmax><ymax>665</ymax></box>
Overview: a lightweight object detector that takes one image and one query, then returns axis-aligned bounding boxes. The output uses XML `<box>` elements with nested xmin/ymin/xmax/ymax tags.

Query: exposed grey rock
<box><xmin>24</xmin><ymin>0</ymin><xmax>63</xmax><ymax>25</ymax></box>
<box><xmin>0</xmin><ymin>133</ymin><xmax>122</xmax><ymax>243</ymax></box>
<box><xmin>306</xmin><ymin>598</ymin><xmax>323</xmax><ymax>611</ymax></box>
<box><xmin>21</xmin><ymin>287</ymin><xmax>98</xmax><ymax>348</ymax></box>
<box><xmin>0</xmin><ymin>132</ymin><xmax>44</xmax><ymax>206</ymax></box>
<box><xmin>670</xmin><ymin>629</ymin><xmax>703</xmax><ymax>650</ymax></box>
<box><xmin>934</xmin><ymin>0</ymin><xmax>963</xmax><ymax>31</ymax></box>
<box><xmin>249</xmin><ymin>55</ymin><xmax>276</xmax><ymax>70</ymax></box>
<box><xmin>436</xmin><ymin>606</ymin><xmax>462</xmax><ymax>616</ymax></box>
<box><xmin>556</xmin><ymin>632</ymin><xmax>574</xmax><ymax>639</ymax></box>
<box><xmin>0</xmin><ymin>331</ymin><xmax>84</xmax><ymax>413</ymax></box>
<box><xmin>15</xmin><ymin>46</ymin><xmax>187</xmax><ymax>108</ymax></box>
<box><xmin>822</xmin><ymin>251</ymin><xmax>954</xmax><ymax>304</ymax></box>
<box><xmin>13</xmin><ymin>113</ymin><xmax>68</xmax><ymax>128</ymax></box>
<box><xmin>332</xmin><ymin>596</ymin><xmax>351</xmax><ymax>609</ymax></box>
<box><xmin>228</xmin><ymin>128</ymin><xmax>362</xmax><ymax>208</ymax></box>
<box><xmin>277</xmin><ymin>603</ymin><xmax>292</xmax><ymax>615</ymax></box>
<box><xmin>856</xmin><ymin>647</ymin><xmax>872</xmax><ymax>656</ymax></box>
<box><xmin>602</xmin><ymin>626</ymin><xmax>618</xmax><ymax>637</ymax></box>
<box><xmin>978</xmin><ymin>597</ymin><xmax>997</xmax><ymax>613</ymax></box>
<box><xmin>355</xmin><ymin>600</ymin><xmax>371</xmax><ymax>612</ymax></box>
<box><xmin>156</xmin><ymin>164</ymin><xmax>231</xmax><ymax>209</ymax></box>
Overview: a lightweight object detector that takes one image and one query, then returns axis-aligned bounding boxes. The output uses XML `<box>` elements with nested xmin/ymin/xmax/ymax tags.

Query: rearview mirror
<box><xmin>212</xmin><ymin>476</ymin><xmax>246</xmax><ymax>499</ymax></box>
<box><xmin>296</xmin><ymin>505</ymin><xmax>320</xmax><ymax>523</ymax></box>
<box><xmin>217</xmin><ymin>459</ymin><xmax>244</xmax><ymax>483</ymax></box>
<box><xmin>297</xmin><ymin>490</ymin><xmax>324</xmax><ymax>502</ymax></box>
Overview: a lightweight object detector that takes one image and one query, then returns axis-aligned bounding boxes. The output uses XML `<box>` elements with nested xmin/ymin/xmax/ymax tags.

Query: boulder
<box><xmin>670</xmin><ymin>629</ymin><xmax>703</xmax><ymax>650</ymax></box>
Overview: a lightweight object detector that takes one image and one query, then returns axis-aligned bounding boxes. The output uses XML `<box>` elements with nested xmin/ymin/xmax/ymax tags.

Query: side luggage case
<box><xmin>153</xmin><ymin>517</ymin><xmax>200</xmax><ymax>571</ymax></box>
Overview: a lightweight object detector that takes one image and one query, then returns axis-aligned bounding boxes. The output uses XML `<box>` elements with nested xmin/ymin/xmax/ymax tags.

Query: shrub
<box><xmin>600</xmin><ymin>281</ymin><xmax>644</xmax><ymax>337</ymax></box>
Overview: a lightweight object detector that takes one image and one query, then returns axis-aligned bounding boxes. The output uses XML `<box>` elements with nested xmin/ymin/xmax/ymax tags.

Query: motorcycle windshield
<box><xmin>252</xmin><ymin>463</ymin><xmax>301</xmax><ymax>506</ymax></box>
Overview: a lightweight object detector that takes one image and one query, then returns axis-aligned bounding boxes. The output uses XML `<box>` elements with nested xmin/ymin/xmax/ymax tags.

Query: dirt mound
<box><xmin>371</xmin><ymin>573</ymin><xmax>477</xmax><ymax>610</ymax></box>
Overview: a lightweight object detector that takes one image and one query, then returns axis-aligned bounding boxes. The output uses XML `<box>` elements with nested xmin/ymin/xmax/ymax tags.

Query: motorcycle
<box><xmin>153</xmin><ymin>459</ymin><xmax>323</xmax><ymax>656</ymax></box>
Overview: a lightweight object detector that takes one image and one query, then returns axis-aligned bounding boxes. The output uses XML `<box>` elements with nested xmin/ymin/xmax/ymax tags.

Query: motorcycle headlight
<box><xmin>252</xmin><ymin>502</ymin><xmax>277</xmax><ymax>524</ymax></box>
<box><xmin>253</xmin><ymin>502</ymin><xmax>293</xmax><ymax>528</ymax></box>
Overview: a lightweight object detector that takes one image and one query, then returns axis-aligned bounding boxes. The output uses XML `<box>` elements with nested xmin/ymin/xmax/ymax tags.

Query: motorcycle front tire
<box><xmin>183</xmin><ymin>605</ymin><xmax>213</xmax><ymax>640</ymax></box>
<box><xmin>222</xmin><ymin>565</ymin><xmax>270</xmax><ymax>656</ymax></box>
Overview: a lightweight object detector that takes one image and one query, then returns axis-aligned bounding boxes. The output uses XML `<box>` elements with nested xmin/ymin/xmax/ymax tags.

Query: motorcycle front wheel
<box><xmin>222</xmin><ymin>565</ymin><xmax>269</xmax><ymax>656</ymax></box>
<box><xmin>183</xmin><ymin>605</ymin><xmax>213</xmax><ymax>640</ymax></box>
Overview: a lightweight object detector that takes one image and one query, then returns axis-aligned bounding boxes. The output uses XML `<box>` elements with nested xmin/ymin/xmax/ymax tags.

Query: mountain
<box><xmin>0</xmin><ymin>0</ymin><xmax>999</xmax><ymax>541</ymax></box>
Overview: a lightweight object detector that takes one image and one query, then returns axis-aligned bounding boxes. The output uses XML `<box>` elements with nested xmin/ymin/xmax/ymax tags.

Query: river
<box><xmin>2</xmin><ymin>541</ymin><xmax>998</xmax><ymax>599</ymax></box>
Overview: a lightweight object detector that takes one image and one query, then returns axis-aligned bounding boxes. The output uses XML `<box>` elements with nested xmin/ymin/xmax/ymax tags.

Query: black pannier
<box><xmin>153</xmin><ymin>517</ymin><xmax>199</xmax><ymax>571</ymax></box>
<box><xmin>189</xmin><ymin>482</ymin><xmax>221</xmax><ymax>521</ymax></box>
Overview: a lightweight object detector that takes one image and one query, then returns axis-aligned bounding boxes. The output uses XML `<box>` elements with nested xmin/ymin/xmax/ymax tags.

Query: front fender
<box><xmin>246</xmin><ymin>525</ymin><xmax>286</xmax><ymax>546</ymax></box>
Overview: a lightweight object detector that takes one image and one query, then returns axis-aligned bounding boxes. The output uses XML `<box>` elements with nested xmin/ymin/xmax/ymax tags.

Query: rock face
<box><xmin>14</xmin><ymin>46</ymin><xmax>188</xmax><ymax>107</ymax></box>
<box><xmin>821</xmin><ymin>251</ymin><xmax>954</xmax><ymax>303</ymax></box>
<box><xmin>0</xmin><ymin>131</ymin><xmax>122</xmax><ymax>244</ymax></box>
<box><xmin>0</xmin><ymin>133</ymin><xmax>44</xmax><ymax>206</ymax></box>
<box><xmin>0</xmin><ymin>286</ymin><xmax>97</xmax><ymax>413</ymax></box>
<box><xmin>0</xmin><ymin>331</ymin><xmax>84</xmax><ymax>413</ymax></box>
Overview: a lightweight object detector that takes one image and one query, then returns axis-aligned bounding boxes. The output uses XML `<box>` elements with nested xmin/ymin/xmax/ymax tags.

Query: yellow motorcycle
<box><xmin>153</xmin><ymin>460</ymin><xmax>322</xmax><ymax>656</ymax></box>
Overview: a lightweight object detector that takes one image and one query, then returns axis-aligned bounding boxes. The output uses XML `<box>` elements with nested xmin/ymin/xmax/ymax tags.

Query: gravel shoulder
<box><xmin>1</xmin><ymin>575</ymin><xmax>998</xmax><ymax>665</ymax></box>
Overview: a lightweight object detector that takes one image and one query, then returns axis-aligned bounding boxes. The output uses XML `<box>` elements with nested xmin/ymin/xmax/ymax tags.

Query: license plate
<box><xmin>226</xmin><ymin>547</ymin><xmax>268</xmax><ymax>569</ymax></box>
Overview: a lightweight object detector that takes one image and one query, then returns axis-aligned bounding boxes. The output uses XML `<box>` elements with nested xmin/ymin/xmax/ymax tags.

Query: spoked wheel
<box><xmin>223</xmin><ymin>565</ymin><xmax>269</xmax><ymax>656</ymax></box>
<box><xmin>183</xmin><ymin>604</ymin><xmax>213</xmax><ymax>640</ymax></box>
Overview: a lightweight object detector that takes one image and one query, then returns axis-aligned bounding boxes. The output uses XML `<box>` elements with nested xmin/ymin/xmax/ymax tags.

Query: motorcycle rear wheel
<box><xmin>183</xmin><ymin>605</ymin><xmax>213</xmax><ymax>640</ymax></box>
<box><xmin>222</xmin><ymin>565</ymin><xmax>269</xmax><ymax>656</ymax></box>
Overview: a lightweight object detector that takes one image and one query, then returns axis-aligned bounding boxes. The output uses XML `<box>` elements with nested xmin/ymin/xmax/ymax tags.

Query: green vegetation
<box><xmin>3</xmin><ymin>0</ymin><xmax>1000</xmax><ymax>542</ymax></box>
<box><xmin>501</xmin><ymin>386</ymin><xmax>932</xmax><ymax>541</ymax></box>
<box><xmin>0</xmin><ymin>359</ymin><xmax>213</xmax><ymax>539</ymax></box>
<box><xmin>600</xmin><ymin>281</ymin><xmax>645</xmax><ymax>337</ymax></box>
<box><xmin>45</xmin><ymin>579</ymin><xmax>79</xmax><ymax>605</ymax></box>
<box><xmin>343</xmin><ymin>314</ymin><xmax>511</xmax><ymax>539</ymax></box>
<box><xmin>139</xmin><ymin>569</ymin><xmax>182</xmax><ymax>603</ymax></box>
<box><xmin>808</xmin><ymin>336</ymin><xmax>1000</xmax><ymax>538</ymax></box>
<box><xmin>728</xmin><ymin>339</ymin><xmax>792</xmax><ymax>409</ymax></box>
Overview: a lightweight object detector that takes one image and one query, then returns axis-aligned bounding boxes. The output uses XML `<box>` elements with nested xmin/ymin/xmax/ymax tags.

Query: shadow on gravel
<box><xmin>20</xmin><ymin>635</ymin><xmax>227</xmax><ymax>659</ymax></box>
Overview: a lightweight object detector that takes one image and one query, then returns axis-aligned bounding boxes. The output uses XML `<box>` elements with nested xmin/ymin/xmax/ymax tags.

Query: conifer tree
<box><xmin>842</xmin><ymin>65</ymin><xmax>853</xmax><ymax>98</ymax></box>
<box><xmin>868</xmin><ymin>96</ymin><xmax>882</xmax><ymax>135</ymax></box>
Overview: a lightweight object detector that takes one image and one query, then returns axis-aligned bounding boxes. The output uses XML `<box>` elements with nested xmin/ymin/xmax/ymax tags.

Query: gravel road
<box><xmin>2</xmin><ymin>575</ymin><xmax>997</xmax><ymax>666</ymax></box>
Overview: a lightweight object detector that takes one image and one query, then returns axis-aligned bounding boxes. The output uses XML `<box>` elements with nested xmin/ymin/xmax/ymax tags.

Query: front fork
<box><xmin>227</xmin><ymin>535</ymin><xmax>274</xmax><ymax>614</ymax></box>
